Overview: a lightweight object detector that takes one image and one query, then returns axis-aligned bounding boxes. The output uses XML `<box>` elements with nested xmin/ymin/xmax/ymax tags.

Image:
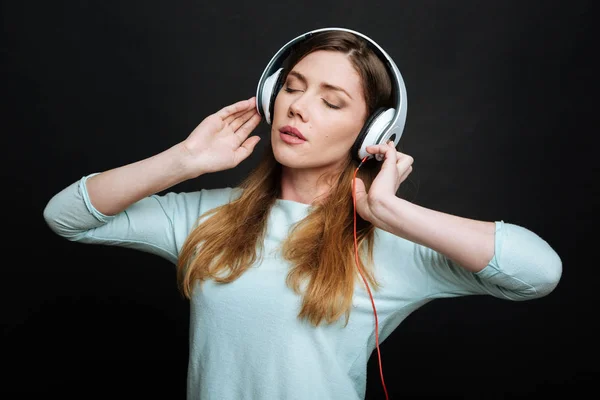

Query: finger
<box><xmin>366</xmin><ymin>143</ymin><xmax>397</xmax><ymax>165</ymax></box>
<box><xmin>353</xmin><ymin>177</ymin><xmax>368</xmax><ymax>207</ymax></box>
<box><xmin>353</xmin><ymin>177</ymin><xmax>366</xmax><ymax>196</ymax></box>
<box><xmin>228</xmin><ymin>108</ymin><xmax>257</xmax><ymax>132</ymax></box>
<box><xmin>234</xmin><ymin>135</ymin><xmax>262</xmax><ymax>163</ymax></box>
<box><xmin>376</xmin><ymin>144</ymin><xmax>397</xmax><ymax>167</ymax></box>
<box><xmin>234</xmin><ymin>113</ymin><xmax>262</xmax><ymax>143</ymax></box>
<box><xmin>395</xmin><ymin>153</ymin><xmax>414</xmax><ymax>165</ymax></box>
<box><xmin>366</xmin><ymin>139</ymin><xmax>396</xmax><ymax>153</ymax></box>
<box><xmin>395</xmin><ymin>154</ymin><xmax>414</xmax><ymax>173</ymax></box>
<box><xmin>224</xmin><ymin>106</ymin><xmax>255</xmax><ymax>126</ymax></box>
<box><xmin>398</xmin><ymin>165</ymin><xmax>413</xmax><ymax>183</ymax></box>
<box><xmin>216</xmin><ymin>97</ymin><xmax>255</xmax><ymax>120</ymax></box>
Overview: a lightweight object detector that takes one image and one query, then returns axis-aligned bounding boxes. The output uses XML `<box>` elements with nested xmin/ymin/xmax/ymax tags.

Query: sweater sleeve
<box><xmin>42</xmin><ymin>174</ymin><xmax>237</xmax><ymax>265</ymax></box>
<box><xmin>418</xmin><ymin>220</ymin><xmax>562</xmax><ymax>301</ymax></box>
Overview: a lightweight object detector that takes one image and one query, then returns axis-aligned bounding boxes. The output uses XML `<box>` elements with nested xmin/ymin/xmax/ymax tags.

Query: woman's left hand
<box><xmin>354</xmin><ymin>141</ymin><xmax>414</xmax><ymax>224</ymax></box>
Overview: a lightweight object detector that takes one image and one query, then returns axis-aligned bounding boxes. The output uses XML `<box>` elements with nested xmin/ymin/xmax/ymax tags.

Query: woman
<box><xmin>43</xmin><ymin>30</ymin><xmax>562</xmax><ymax>400</ymax></box>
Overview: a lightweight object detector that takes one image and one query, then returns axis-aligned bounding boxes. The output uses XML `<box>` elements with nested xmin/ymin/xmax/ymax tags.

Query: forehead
<box><xmin>290</xmin><ymin>50</ymin><xmax>362</xmax><ymax>93</ymax></box>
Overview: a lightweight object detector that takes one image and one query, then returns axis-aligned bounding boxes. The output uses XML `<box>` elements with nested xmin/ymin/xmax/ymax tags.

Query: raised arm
<box><xmin>85</xmin><ymin>97</ymin><xmax>262</xmax><ymax>216</ymax></box>
<box><xmin>43</xmin><ymin>97</ymin><xmax>262</xmax><ymax>261</ymax></box>
<box><xmin>357</xmin><ymin>142</ymin><xmax>562</xmax><ymax>300</ymax></box>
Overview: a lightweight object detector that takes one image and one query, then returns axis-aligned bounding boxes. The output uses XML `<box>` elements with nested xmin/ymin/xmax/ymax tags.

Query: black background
<box><xmin>2</xmin><ymin>0</ymin><xmax>597</xmax><ymax>399</ymax></box>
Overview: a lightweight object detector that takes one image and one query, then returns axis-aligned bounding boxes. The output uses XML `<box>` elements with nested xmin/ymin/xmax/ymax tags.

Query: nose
<box><xmin>288</xmin><ymin>96</ymin><xmax>308</xmax><ymax>122</ymax></box>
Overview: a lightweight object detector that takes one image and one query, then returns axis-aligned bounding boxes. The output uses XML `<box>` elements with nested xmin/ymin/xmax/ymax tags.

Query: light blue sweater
<box><xmin>43</xmin><ymin>175</ymin><xmax>562</xmax><ymax>400</ymax></box>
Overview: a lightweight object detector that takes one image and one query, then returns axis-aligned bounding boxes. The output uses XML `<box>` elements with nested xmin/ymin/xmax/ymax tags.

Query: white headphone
<box><xmin>256</xmin><ymin>27</ymin><xmax>408</xmax><ymax>162</ymax></box>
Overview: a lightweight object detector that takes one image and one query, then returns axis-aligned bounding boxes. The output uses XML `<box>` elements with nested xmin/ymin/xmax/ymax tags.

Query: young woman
<box><xmin>43</xmin><ymin>29</ymin><xmax>562</xmax><ymax>400</ymax></box>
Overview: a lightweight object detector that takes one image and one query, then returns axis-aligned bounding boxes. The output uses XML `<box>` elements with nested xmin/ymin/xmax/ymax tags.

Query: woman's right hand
<box><xmin>181</xmin><ymin>97</ymin><xmax>263</xmax><ymax>177</ymax></box>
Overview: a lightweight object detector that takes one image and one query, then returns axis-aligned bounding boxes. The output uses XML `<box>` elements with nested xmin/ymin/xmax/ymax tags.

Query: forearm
<box><xmin>86</xmin><ymin>143</ymin><xmax>196</xmax><ymax>216</ymax></box>
<box><xmin>371</xmin><ymin>197</ymin><xmax>496</xmax><ymax>273</ymax></box>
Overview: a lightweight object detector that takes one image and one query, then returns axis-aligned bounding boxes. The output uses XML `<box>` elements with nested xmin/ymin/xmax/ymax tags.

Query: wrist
<box><xmin>172</xmin><ymin>142</ymin><xmax>205</xmax><ymax>180</ymax></box>
<box><xmin>369</xmin><ymin>196</ymin><xmax>408</xmax><ymax>235</ymax></box>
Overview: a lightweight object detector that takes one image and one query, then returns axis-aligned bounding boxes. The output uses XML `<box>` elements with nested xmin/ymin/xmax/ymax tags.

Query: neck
<box><xmin>279</xmin><ymin>165</ymin><xmax>339</xmax><ymax>205</ymax></box>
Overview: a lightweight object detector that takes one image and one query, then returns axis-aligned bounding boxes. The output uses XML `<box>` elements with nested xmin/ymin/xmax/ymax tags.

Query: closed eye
<box><xmin>323</xmin><ymin>100</ymin><xmax>340</xmax><ymax>109</ymax></box>
<box><xmin>284</xmin><ymin>87</ymin><xmax>341</xmax><ymax>110</ymax></box>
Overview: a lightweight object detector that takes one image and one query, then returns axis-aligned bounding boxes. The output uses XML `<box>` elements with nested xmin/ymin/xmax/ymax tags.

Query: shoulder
<box><xmin>150</xmin><ymin>186</ymin><xmax>242</xmax><ymax>218</ymax></box>
<box><xmin>197</xmin><ymin>186</ymin><xmax>242</xmax><ymax>211</ymax></box>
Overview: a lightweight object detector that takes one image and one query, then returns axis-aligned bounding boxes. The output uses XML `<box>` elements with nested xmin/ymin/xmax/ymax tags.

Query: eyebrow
<box><xmin>288</xmin><ymin>71</ymin><xmax>353</xmax><ymax>100</ymax></box>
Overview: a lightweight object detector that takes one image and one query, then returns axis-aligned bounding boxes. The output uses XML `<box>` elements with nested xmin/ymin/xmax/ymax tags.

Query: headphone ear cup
<box><xmin>352</xmin><ymin>107</ymin><xmax>396</xmax><ymax>162</ymax></box>
<box><xmin>352</xmin><ymin>108</ymin><xmax>386</xmax><ymax>162</ymax></box>
<box><xmin>258</xmin><ymin>68</ymin><xmax>284</xmax><ymax>124</ymax></box>
<box><xmin>267</xmin><ymin>71</ymin><xmax>285</xmax><ymax>124</ymax></box>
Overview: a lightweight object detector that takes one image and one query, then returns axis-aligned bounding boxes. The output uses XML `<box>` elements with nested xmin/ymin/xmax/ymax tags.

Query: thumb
<box><xmin>353</xmin><ymin>177</ymin><xmax>367</xmax><ymax>205</ymax></box>
<box><xmin>234</xmin><ymin>136</ymin><xmax>261</xmax><ymax>163</ymax></box>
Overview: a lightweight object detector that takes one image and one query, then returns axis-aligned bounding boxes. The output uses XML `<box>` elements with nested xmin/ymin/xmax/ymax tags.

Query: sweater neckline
<box><xmin>275</xmin><ymin>198</ymin><xmax>312</xmax><ymax>208</ymax></box>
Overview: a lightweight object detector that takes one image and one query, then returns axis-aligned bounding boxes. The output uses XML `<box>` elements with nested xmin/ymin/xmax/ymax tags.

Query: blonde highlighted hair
<box><xmin>177</xmin><ymin>31</ymin><xmax>394</xmax><ymax>327</ymax></box>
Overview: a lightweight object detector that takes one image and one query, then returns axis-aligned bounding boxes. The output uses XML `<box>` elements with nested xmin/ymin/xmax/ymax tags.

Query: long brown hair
<box><xmin>177</xmin><ymin>31</ymin><xmax>394</xmax><ymax>327</ymax></box>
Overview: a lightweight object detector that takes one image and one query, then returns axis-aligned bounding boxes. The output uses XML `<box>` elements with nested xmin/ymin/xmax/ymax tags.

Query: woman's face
<box><xmin>271</xmin><ymin>50</ymin><xmax>368</xmax><ymax>171</ymax></box>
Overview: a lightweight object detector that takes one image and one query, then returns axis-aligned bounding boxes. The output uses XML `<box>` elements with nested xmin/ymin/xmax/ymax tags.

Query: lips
<box><xmin>279</xmin><ymin>125</ymin><xmax>306</xmax><ymax>141</ymax></box>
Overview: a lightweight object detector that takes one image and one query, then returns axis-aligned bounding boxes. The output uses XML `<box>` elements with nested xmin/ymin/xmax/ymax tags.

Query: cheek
<box><xmin>272</xmin><ymin>93</ymin><xmax>286</xmax><ymax>118</ymax></box>
<box><xmin>321</xmin><ymin>117</ymin><xmax>363</xmax><ymax>144</ymax></box>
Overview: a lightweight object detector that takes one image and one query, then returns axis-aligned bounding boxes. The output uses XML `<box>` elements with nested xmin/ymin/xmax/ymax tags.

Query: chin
<box><xmin>271</xmin><ymin>143</ymin><xmax>303</xmax><ymax>168</ymax></box>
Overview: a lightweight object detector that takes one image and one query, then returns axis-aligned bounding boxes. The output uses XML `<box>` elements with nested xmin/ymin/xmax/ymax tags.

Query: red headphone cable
<box><xmin>352</xmin><ymin>156</ymin><xmax>389</xmax><ymax>400</ymax></box>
